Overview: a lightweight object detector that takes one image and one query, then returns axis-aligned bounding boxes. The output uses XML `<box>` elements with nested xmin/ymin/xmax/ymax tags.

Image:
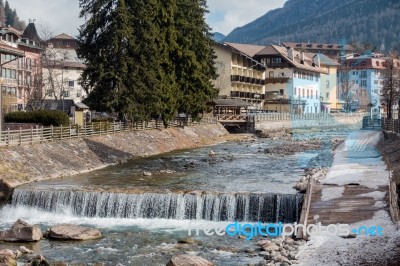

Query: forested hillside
<box><xmin>0</xmin><ymin>0</ymin><xmax>25</xmax><ymax>30</ymax></box>
<box><xmin>223</xmin><ymin>0</ymin><xmax>400</xmax><ymax>52</ymax></box>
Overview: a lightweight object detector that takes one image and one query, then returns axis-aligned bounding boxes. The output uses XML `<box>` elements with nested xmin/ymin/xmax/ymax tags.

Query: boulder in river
<box><xmin>0</xmin><ymin>219</ymin><xmax>42</xmax><ymax>242</ymax></box>
<box><xmin>48</xmin><ymin>224</ymin><xmax>102</xmax><ymax>241</ymax></box>
<box><xmin>166</xmin><ymin>255</ymin><xmax>214</xmax><ymax>266</ymax></box>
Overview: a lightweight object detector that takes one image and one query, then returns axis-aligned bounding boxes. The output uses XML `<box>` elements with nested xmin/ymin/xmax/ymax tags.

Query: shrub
<box><xmin>4</xmin><ymin>110</ymin><xmax>70</xmax><ymax>126</ymax></box>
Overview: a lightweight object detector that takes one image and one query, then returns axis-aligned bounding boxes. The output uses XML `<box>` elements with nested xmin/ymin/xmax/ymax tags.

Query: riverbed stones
<box><xmin>166</xmin><ymin>255</ymin><xmax>214</xmax><ymax>266</ymax></box>
<box><xmin>0</xmin><ymin>219</ymin><xmax>42</xmax><ymax>242</ymax></box>
<box><xmin>19</xmin><ymin>246</ymin><xmax>34</xmax><ymax>254</ymax></box>
<box><xmin>0</xmin><ymin>255</ymin><xmax>16</xmax><ymax>266</ymax></box>
<box><xmin>48</xmin><ymin>224</ymin><xmax>102</xmax><ymax>240</ymax></box>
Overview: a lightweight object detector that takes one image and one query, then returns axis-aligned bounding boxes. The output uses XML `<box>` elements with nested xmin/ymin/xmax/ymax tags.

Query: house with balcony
<box><xmin>212</xmin><ymin>42</ymin><xmax>266</xmax><ymax>110</ymax></box>
<box><xmin>338</xmin><ymin>54</ymin><xmax>395</xmax><ymax>113</ymax></box>
<box><xmin>254</xmin><ymin>45</ymin><xmax>327</xmax><ymax>113</ymax></box>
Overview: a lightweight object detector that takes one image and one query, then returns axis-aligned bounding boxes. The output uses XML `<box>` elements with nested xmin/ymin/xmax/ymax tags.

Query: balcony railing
<box><xmin>230</xmin><ymin>91</ymin><xmax>265</xmax><ymax>100</ymax></box>
<box><xmin>265</xmin><ymin>77</ymin><xmax>291</xmax><ymax>84</ymax></box>
<box><xmin>231</xmin><ymin>75</ymin><xmax>265</xmax><ymax>85</ymax></box>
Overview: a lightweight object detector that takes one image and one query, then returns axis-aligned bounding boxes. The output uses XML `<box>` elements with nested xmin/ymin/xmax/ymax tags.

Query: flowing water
<box><xmin>0</xmin><ymin>133</ymin><xmax>348</xmax><ymax>265</ymax></box>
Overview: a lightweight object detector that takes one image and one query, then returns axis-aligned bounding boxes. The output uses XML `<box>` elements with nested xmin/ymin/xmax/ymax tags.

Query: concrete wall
<box><xmin>255</xmin><ymin>114</ymin><xmax>364</xmax><ymax>132</ymax></box>
<box><xmin>0</xmin><ymin>124</ymin><xmax>229</xmax><ymax>196</ymax></box>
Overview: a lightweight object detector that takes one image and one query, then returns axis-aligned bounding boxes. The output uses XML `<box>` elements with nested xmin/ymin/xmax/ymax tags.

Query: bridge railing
<box><xmin>253</xmin><ymin>112</ymin><xmax>364</xmax><ymax>122</ymax></box>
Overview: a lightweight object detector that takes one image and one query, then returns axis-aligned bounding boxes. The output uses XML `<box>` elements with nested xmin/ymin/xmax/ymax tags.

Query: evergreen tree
<box><xmin>174</xmin><ymin>0</ymin><xmax>218</xmax><ymax>120</ymax></box>
<box><xmin>78</xmin><ymin>0</ymin><xmax>217</xmax><ymax>126</ymax></box>
<box><xmin>0</xmin><ymin>1</ymin><xmax>5</xmax><ymax>27</ymax></box>
<box><xmin>4</xmin><ymin>0</ymin><xmax>11</xmax><ymax>26</ymax></box>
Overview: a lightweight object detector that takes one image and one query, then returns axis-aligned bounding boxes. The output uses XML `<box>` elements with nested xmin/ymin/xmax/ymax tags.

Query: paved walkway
<box><xmin>307</xmin><ymin>130</ymin><xmax>389</xmax><ymax>225</ymax></box>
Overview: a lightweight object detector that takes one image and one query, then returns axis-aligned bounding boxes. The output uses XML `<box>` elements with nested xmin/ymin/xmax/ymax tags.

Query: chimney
<box><xmin>300</xmin><ymin>52</ymin><xmax>305</xmax><ymax>64</ymax></box>
<box><xmin>288</xmin><ymin>48</ymin><xmax>294</xmax><ymax>61</ymax></box>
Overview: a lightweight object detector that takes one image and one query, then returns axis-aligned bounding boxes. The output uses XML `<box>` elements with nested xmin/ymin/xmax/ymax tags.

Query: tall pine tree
<box><xmin>78</xmin><ymin>0</ymin><xmax>217</xmax><ymax>126</ymax></box>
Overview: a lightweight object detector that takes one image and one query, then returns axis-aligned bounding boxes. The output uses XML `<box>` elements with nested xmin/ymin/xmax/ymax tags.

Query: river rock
<box><xmin>0</xmin><ymin>255</ymin><xmax>16</xmax><ymax>266</ymax></box>
<box><xmin>0</xmin><ymin>219</ymin><xmax>42</xmax><ymax>242</ymax></box>
<box><xmin>142</xmin><ymin>171</ymin><xmax>152</xmax><ymax>176</ymax></box>
<box><xmin>262</xmin><ymin>243</ymin><xmax>280</xmax><ymax>252</ymax></box>
<box><xmin>20</xmin><ymin>246</ymin><xmax>34</xmax><ymax>254</ymax></box>
<box><xmin>0</xmin><ymin>250</ymin><xmax>15</xmax><ymax>259</ymax></box>
<box><xmin>177</xmin><ymin>237</ymin><xmax>196</xmax><ymax>245</ymax></box>
<box><xmin>166</xmin><ymin>255</ymin><xmax>214</xmax><ymax>266</ymax></box>
<box><xmin>27</xmin><ymin>254</ymin><xmax>50</xmax><ymax>266</ymax></box>
<box><xmin>284</xmin><ymin>238</ymin><xmax>294</xmax><ymax>245</ymax></box>
<box><xmin>48</xmin><ymin>224</ymin><xmax>102</xmax><ymax>240</ymax></box>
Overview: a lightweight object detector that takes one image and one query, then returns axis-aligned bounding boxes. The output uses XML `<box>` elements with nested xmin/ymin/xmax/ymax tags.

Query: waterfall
<box><xmin>12</xmin><ymin>189</ymin><xmax>303</xmax><ymax>223</ymax></box>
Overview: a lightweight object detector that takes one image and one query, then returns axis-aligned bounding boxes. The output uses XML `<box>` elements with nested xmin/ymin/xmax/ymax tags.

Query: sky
<box><xmin>10</xmin><ymin>0</ymin><xmax>286</xmax><ymax>37</ymax></box>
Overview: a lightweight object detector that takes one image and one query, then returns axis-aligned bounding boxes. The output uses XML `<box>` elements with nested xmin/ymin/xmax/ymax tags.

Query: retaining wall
<box><xmin>0</xmin><ymin>124</ymin><xmax>229</xmax><ymax>203</ymax></box>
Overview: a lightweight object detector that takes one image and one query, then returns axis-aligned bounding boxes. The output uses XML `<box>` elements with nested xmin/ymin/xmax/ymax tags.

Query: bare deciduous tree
<box><xmin>381</xmin><ymin>51</ymin><xmax>400</xmax><ymax>119</ymax></box>
<box><xmin>338</xmin><ymin>62</ymin><xmax>356</xmax><ymax>112</ymax></box>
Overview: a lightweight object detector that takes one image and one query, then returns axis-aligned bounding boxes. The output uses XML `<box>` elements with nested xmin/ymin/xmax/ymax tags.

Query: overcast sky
<box><xmin>10</xmin><ymin>0</ymin><xmax>286</xmax><ymax>37</ymax></box>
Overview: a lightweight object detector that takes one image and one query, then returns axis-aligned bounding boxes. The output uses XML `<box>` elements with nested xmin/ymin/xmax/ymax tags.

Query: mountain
<box><xmin>223</xmin><ymin>0</ymin><xmax>400</xmax><ymax>52</ymax></box>
<box><xmin>211</xmin><ymin>32</ymin><xmax>225</xmax><ymax>43</ymax></box>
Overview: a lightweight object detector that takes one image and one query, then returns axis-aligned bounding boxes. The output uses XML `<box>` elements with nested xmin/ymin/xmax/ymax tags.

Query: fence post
<box><xmin>69</xmin><ymin>125</ymin><xmax>72</xmax><ymax>139</ymax></box>
<box><xmin>76</xmin><ymin>124</ymin><xmax>80</xmax><ymax>138</ymax></box>
<box><xmin>30</xmin><ymin>127</ymin><xmax>33</xmax><ymax>144</ymax></box>
<box><xmin>99</xmin><ymin>122</ymin><xmax>102</xmax><ymax>135</ymax></box>
<box><xmin>51</xmin><ymin>125</ymin><xmax>54</xmax><ymax>141</ymax></box>
<box><xmin>60</xmin><ymin>125</ymin><xmax>63</xmax><ymax>140</ymax></box>
<box><xmin>6</xmin><ymin>128</ymin><xmax>10</xmax><ymax>146</ymax></box>
<box><xmin>113</xmin><ymin>122</ymin><xmax>116</xmax><ymax>133</ymax></box>
<box><xmin>19</xmin><ymin>127</ymin><xmax>22</xmax><ymax>145</ymax></box>
<box><xmin>41</xmin><ymin>126</ymin><xmax>44</xmax><ymax>143</ymax></box>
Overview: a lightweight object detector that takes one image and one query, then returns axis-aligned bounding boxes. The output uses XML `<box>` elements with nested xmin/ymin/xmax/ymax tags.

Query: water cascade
<box><xmin>12</xmin><ymin>188</ymin><xmax>303</xmax><ymax>223</ymax></box>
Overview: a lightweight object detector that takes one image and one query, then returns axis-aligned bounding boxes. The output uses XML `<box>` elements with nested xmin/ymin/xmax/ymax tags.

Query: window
<box><xmin>310</xmin><ymin>74</ymin><xmax>313</xmax><ymax>81</ymax></box>
<box><xmin>68</xmin><ymin>80</ymin><xmax>75</xmax><ymax>87</ymax></box>
<box><xmin>360</xmin><ymin>71</ymin><xmax>367</xmax><ymax>78</ymax></box>
<box><xmin>326</xmin><ymin>92</ymin><xmax>330</xmax><ymax>99</ymax></box>
<box><xmin>374</xmin><ymin>80</ymin><xmax>378</xmax><ymax>85</ymax></box>
<box><xmin>279</xmin><ymin>89</ymin><xmax>284</xmax><ymax>96</ymax></box>
<box><xmin>361</xmin><ymin>80</ymin><xmax>367</xmax><ymax>87</ymax></box>
<box><xmin>26</xmin><ymin>58</ymin><xmax>31</xmax><ymax>70</ymax></box>
<box><xmin>302</xmin><ymin>88</ymin><xmax>305</xmax><ymax>98</ymax></box>
<box><xmin>376</xmin><ymin>61</ymin><xmax>380</xmax><ymax>66</ymax></box>
<box><xmin>77</xmin><ymin>90</ymin><xmax>82</xmax><ymax>97</ymax></box>
<box><xmin>326</xmin><ymin>80</ymin><xmax>330</xmax><ymax>88</ymax></box>
<box><xmin>302</xmin><ymin>72</ymin><xmax>306</xmax><ymax>79</ymax></box>
<box><xmin>307</xmin><ymin>89</ymin><xmax>309</xmax><ymax>99</ymax></box>
<box><xmin>26</xmin><ymin>75</ymin><xmax>31</xmax><ymax>86</ymax></box>
<box><xmin>380</xmin><ymin>80</ymin><xmax>384</xmax><ymax>85</ymax></box>
<box><xmin>269</xmin><ymin>71</ymin><xmax>274</xmax><ymax>78</ymax></box>
<box><xmin>294</xmin><ymin>87</ymin><xmax>297</xmax><ymax>95</ymax></box>
<box><xmin>353</xmin><ymin>71</ymin><xmax>356</xmax><ymax>75</ymax></box>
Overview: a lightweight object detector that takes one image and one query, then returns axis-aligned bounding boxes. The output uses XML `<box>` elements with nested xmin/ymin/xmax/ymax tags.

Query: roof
<box><xmin>21</xmin><ymin>23</ymin><xmax>43</xmax><ymax>45</ymax></box>
<box><xmin>75</xmin><ymin>102</ymin><xmax>89</xmax><ymax>109</ymax></box>
<box><xmin>339</xmin><ymin>57</ymin><xmax>400</xmax><ymax>70</ymax></box>
<box><xmin>306</xmin><ymin>53</ymin><xmax>340</xmax><ymax>66</ymax></box>
<box><xmin>211</xmin><ymin>98</ymin><xmax>252</xmax><ymax>107</ymax></box>
<box><xmin>256</xmin><ymin>45</ymin><xmax>328</xmax><ymax>74</ymax></box>
<box><xmin>283</xmin><ymin>42</ymin><xmax>354</xmax><ymax>52</ymax></box>
<box><xmin>28</xmin><ymin>99</ymin><xmax>75</xmax><ymax>112</ymax></box>
<box><xmin>52</xmin><ymin>33</ymin><xmax>75</xmax><ymax>40</ymax></box>
<box><xmin>224</xmin><ymin>42</ymin><xmax>265</xmax><ymax>57</ymax></box>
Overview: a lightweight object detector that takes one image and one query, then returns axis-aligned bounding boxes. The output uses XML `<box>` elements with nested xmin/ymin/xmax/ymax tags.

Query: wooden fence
<box><xmin>0</xmin><ymin>117</ymin><xmax>218</xmax><ymax>147</ymax></box>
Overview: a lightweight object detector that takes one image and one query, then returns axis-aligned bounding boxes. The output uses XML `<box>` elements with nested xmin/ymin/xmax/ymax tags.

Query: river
<box><xmin>0</xmin><ymin>130</ymin><xmax>350</xmax><ymax>265</ymax></box>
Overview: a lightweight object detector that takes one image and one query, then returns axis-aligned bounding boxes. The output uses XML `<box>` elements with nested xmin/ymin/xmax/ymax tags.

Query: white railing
<box><xmin>253</xmin><ymin>112</ymin><xmax>366</xmax><ymax>122</ymax></box>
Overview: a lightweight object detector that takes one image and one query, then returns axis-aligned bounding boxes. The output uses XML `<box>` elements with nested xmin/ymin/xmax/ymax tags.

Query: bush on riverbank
<box><xmin>4</xmin><ymin>110</ymin><xmax>70</xmax><ymax>126</ymax></box>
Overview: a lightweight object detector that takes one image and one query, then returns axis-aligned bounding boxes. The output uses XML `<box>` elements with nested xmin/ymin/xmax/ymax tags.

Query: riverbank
<box><xmin>0</xmin><ymin>124</ymin><xmax>232</xmax><ymax>203</ymax></box>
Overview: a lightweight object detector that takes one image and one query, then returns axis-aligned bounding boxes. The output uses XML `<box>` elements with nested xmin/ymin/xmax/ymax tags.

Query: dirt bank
<box><xmin>0</xmin><ymin>124</ymin><xmax>230</xmax><ymax>202</ymax></box>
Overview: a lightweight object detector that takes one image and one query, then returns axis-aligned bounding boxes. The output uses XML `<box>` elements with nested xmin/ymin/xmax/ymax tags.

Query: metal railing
<box><xmin>0</xmin><ymin>117</ymin><xmax>218</xmax><ymax>147</ymax></box>
<box><xmin>252</xmin><ymin>112</ymin><xmax>365</xmax><ymax>122</ymax></box>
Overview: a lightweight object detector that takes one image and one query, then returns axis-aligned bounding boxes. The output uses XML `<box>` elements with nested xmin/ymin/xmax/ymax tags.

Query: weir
<box><xmin>12</xmin><ymin>188</ymin><xmax>303</xmax><ymax>223</ymax></box>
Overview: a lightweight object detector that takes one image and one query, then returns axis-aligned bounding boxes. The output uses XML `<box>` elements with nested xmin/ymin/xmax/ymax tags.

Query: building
<box><xmin>311</xmin><ymin>54</ymin><xmax>340</xmax><ymax>113</ymax></box>
<box><xmin>43</xmin><ymin>33</ymin><xmax>86</xmax><ymax>105</ymax></box>
<box><xmin>282</xmin><ymin>42</ymin><xmax>354</xmax><ymax>59</ymax></box>
<box><xmin>337</xmin><ymin>54</ymin><xmax>395</xmax><ymax>114</ymax></box>
<box><xmin>254</xmin><ymin>45</ymin><xmax>327</xmax><ymax>113</ymax></box>
<box><xmin>212</xmin><ymin>42</ymin><xmax>266</xmax><ymax>110</ymax></box>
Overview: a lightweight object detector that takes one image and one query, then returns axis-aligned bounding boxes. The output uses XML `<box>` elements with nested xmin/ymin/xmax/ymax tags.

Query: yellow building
<box><xmin>212</xmin><ymin>42</ymin><xmax>266</xmax><ymax>110</ymax></box>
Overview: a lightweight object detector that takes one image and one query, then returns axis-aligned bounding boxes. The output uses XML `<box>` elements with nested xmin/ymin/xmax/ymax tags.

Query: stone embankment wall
<box><xmin>0</xmin><ymin>124</ymin><xmax>229</xmax><ymax>203</ymax></box>
<box><xmin>256</xmin><ymin>115</ymin><xmax>364</xmax><ymax>132</ymax></box>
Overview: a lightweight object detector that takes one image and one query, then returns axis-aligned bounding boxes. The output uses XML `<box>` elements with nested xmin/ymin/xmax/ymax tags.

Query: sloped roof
<box><xmin>52</xmin><ymin>33</ymin><xmax>75</xmax><ymax>40</ymax></box>
<box><xmin>283</xmin><ymin>42</ymin><xmax>354</xmax><ymax>51</ymax></box>
<box><xmin>211</xmin><ymin>98</ymin><xmax>252</xmax><ymax>107</ymax></box>
<box><xmin>21</xmin><ymin>23</ymin><xmax>43</xmax><ymax>44</ymax></box>
<box><xmin>0</xmin><ymin>41</ymin><xmax>25</xmax><ymax>57</ymax></box>
<box><xmin>224</xmin><ymin>42</ymin><xmax>265</xmax><ymax>57</ymax></box>
<box><xmin>306</xmin><ymin>53</ymin><xmax>340</xmax><ymax>66</ymax></box>
<box><xmin>257</xmin><ymin>45</ymin><xmax>327</xmax><ymax>74</ymax></box>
